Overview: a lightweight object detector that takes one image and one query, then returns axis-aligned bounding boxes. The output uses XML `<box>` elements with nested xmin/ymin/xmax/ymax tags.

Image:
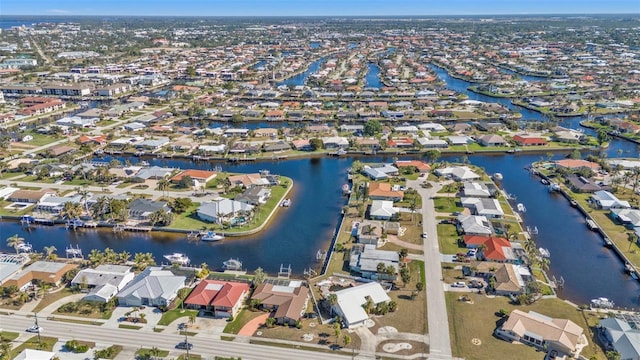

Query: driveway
<box><xmin>238</xmin><ymin>313</ymin><xmax>269</xmax><ymax>336</ymax></box>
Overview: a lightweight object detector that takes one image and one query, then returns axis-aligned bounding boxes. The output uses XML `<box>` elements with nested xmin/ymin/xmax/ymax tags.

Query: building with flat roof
<box><xmin>4</xmin><ymin>261</ymin><xmax>78</xmax><ymax>289</ymax></box>
<box><xmin>332</xmin><ymin>282</ymin><xmax>391</xmax><ymax>328</ymax></box>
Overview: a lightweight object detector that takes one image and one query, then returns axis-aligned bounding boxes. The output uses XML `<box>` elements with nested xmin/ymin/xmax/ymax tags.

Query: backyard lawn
<box><xmin>433</xmin><ymin>197</ymin><xmax>463</xmax><ymax>214</ymax></box>
<box><xmin>437</xmin><ymin>223</ymin><xmax>463</xmax><ymax>255</ymax></box>
<box><xmin>446</xmin><ymin>293</ymin><xmax>605</xmax><ymax>360</ymax></box>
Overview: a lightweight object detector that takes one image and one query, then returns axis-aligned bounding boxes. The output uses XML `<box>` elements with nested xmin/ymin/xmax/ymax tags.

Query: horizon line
<box><xmin>1</xmin><ymin>13</ymin><xmax>639</xmax><ymax>17</ymax></box>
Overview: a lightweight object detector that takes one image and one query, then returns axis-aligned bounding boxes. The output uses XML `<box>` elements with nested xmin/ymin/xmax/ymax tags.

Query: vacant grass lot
<box><xmin>33</xmin><ymin>288</ymin><xmax>74</xmax><ymax>313</ymax></box>
<box><xmin>433</xmin><ymin>197</ymin><xmax>463</xmax><ymax>214</ymax></box>
<box><xmin>157</xmin><ymin>309</ymin><xmax>199</xmax><ymax>326</ymax></box>
<box><xmin>437</xmin><ymin>223</ymin><xmax>463</xmax><ymax>254</ymax></box>
<box><xmin>446</xmin><ymin>293</ymin><xmax>605</xmax><ymax>360</ymax></box>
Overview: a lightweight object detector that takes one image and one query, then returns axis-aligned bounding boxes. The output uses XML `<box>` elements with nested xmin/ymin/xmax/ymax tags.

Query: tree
<box><xmin>186</xmin><ymin>65</ymin><xmax>196</xmax><ymax>77</ymax></box>
<box><xmin>388</xmin><ymin>300</ymin><xmax>398</xmax><ymax>312</ymax></box>
<box><xmin>597</xmin><ymin>128</ymin><xmax>610</xmax><ymax>146</ymax></box>
<box><xmin>309</xmin><ymin>138</ymin><xmax>323</xmax><ymax>151</ymax></box>
<box><xmin>416</xmin><ymin>282</ymin><xmax>424</xmax><ymax>292</ymax></box>
<box><xmin>342</xmin><ymin>334</ymin><xmax>351</xmax><ymax>348</ymax></box>
<box><xmin>43</xmin><ymin>246</ymin><xmax>57</xmax><ymax>260</ymax></box>
<box><xmin>7</xmin><ymin>234</ymin><xmax>25</xmax><ymax>254</ymax></box>
<box><xmin>158</xmin><ymin>178</ymin><xmax>171</xmax><ymax>198</ymax></box>
<box><xmin>606</xmin><ymin>351</ymin><xmax>621</xmax><ymax>360</ymax></box>
<box><xmin>171</xmin><ymin>197</ymin><xmax>193</xmax><ymax>214</ymax></box>
<box><xmin>569</xmin><ymin>149</ymin><xmax>581</xmax><ymax>159</ymax></box>
<box><xmin>363</xmin><ymin>119</ymin><xmax>383</xmax><ymax>136</ymax></box>
<box><xmin>398</xmin><ymin>248</ymin><xmax>408</xmax><ymax>261</ymax></box>
<box><xmin>253</xmin><ymin>267</ymin><xmax>266</xmax><ymax>286</ymax></box>
<box><xmin>333</xmin><ymin>322</ymin><xmax>341</xmax><ymax>344</ymax></box>
<box><xmin>178</xmin><ymin>175</ymin><xmax>194</xmax><ymax>189</ymax></box>
<box><xmin>149</xmin><ymin>209</ymin><xmax>169</xmax><ymax>226</ymax></box>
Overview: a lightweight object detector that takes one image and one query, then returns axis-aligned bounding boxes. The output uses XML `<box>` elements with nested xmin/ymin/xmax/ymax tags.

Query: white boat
<box><xmin>164</xmin><ymin>253</ymin><xmax>190</xmax><ymax>265</ymax></box>
<box><xmin>538</xmin><ymin>248</ymin><xmax>550</xmax><ymax>258</ymax></box>
<box><xmin>591</xmin><ymin>297</ymin><xmax>614</xmax><ymax>309</ymax></box>
<box><xmin>342</xmin><ymin>183</ymin><xmax>351</xmax><ymax>195</ymax></box>
<box><xmin>17</xmin><ymin>243</ymin><xmax>33</xmax><ymax>253</ymax></box>
<box><xmin>223</xmin><ymin>258</ymin><xmax>243</xmax><ymax>271</ymax></box>
<box><xmin>517</xmin><ymin>203</ymin><xmax>526</xmax><ymax>213</ymax></box>
<box><xmin>540</xmin><ymin>178</ymin><xmax>550</xmax><ymax>185</ymax></box>
<box><xmin>492</xmin><ymin>173</ymin><xmax>503</xmax><ymax>181</ymax></box>
<box><xmin>281</xmin><ymin>199</ymin><xmax>291</xmax><ymax>207</ymax></box>
<box><xmin>65</xmin><ymin>245</ymin><xmax>82</xmax><ymax>257</ymax></box>
<box><xmin>548</xmin><ymin>183</ymin><xmax>561</xmax><ymax>192</ymax></box>
<box><xmin>586</xmin><ymin>218</ymin><xmax>598</xmax><ymax>231</ymax></box>
<box><xmin>201</xmin><ymin>231</ymin><xmax>224</xmax><ymax>242</ymax></box>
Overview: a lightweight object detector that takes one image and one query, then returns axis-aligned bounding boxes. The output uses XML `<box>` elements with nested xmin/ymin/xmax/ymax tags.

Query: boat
<box><xmin>540</xmin><ymin>178</ymin><xmax>550</xmax><ymax>185</ymax></box>
<box><xmin>163</xmin><ymin>253</ymin><xmax>190</xmax><ymax>265</ymax></box>
<box><xmin>492</xmin><ymin>173</ymin><xmax>503</xmax><ymax>181</ymax></box>
<box><xmin>223</xmin><ymin>258</ymin><xmax>243</xmax><ymax>271</ymax></box>
<box><xmin>281</xmin><ymin>199</ymin><xmax>291</xmax><ymax>207</ymax></box>
<box><xmin>625</xmin><ymin>263</ymin><xmax>636</xmax><ymax>274</ymax></box>
<box><xmin>342</xmin><ymin>183</ymin><xmax>351</xmax><ymax>195</ymax></box>
<box><xmin>603</xmin><ymin>237</ymin><xmax>613</xmax><ymax>247</ymax></box>
<box><xmin>65</xmin><ymin>245</ymin><xmax>83</xmax><ymax>257</ymax></box>
<box><xmin>517</xmin><ymin>203</ymin><xmax>526</xmax><ymax>213</ymax></box>
<box><xmin>538</xmin><ymin>248</ymin><xmax>550</xmax><ymax>258</ymax></box>
<box><xmin>570</xmin><ymin>199</ymin><xmax>578</xmax><ymax>207</ymax></box>
<box><xmin>17</xmin><ymin>243</ymin><xmax>33</xmax><ymax>253</ymax></box>
<box><xmin>548</xmin><ymin>183</ymin><xmax>561</xmax><ymax>192</ymax></box>
<box><xmin>585</xmin><ymin>218</ymin><xmax>598</xmax><ymax>231</ymax></box>
<box><xmin>590</xmin><ymin>297</ymin><xmax>614</xmax><ymax>309</ymax></box>
<box><xmin>201</xmin><ymin>231</ymin><xmax>224</xmax><ymax>242</ymax></box>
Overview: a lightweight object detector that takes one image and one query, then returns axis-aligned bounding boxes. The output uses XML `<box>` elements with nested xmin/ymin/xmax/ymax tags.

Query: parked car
<box><xmin>26</xmin><ymin>325</ymin><xmax>42</xmax><ymax>333</ymax></box>
<box><xmin>422</xmin><ymin>232</ymin><xmax>428</xmax><ymax>238</ymax></box>
<box><xmin>175</xmin><ymin>341</ymin><xmax>193</xmax><ymax>350</ymax></box>
<box><xmin>451</xmin><ymin>282</ymin><xmax>466</xmax><ymax>288</ymax></box>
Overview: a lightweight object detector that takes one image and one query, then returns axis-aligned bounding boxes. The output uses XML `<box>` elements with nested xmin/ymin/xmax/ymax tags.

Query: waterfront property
<box><xmin>332</xmin><ymin>282</ymin><xmax>391</xmax><ymax>329</ymax></box>
<box><xmin>598</xmin><ymin>317</ymin><xmax>640</xmax><ymax>360</ymax></box>
<box><xmin>3</xmin><ymin>261</ymin><xmax>77</xmax><ymax>290</ymax></box>
<box><xmin>465</xmin><ymin>262</ymin><xmax>527</xmax><ymax>296</ymax></box>
<box><xmin>183</xmin><ymin>279</ymin><xmax>250</xmax><ymax>318</ymax></box>
<box><xmin>116</xmin><ymin>267</ymin><xmax>186</xmax><ymax>307</ymax></box>
<box><xmin>197</xmin><ymin>199</ymin><xmax>255</xmax><ymax>224</ymax></box>
<box><xmin>71</xmin><ymin>265</ymin><xmax>135</xmax><ymax>303</ymax></box>
<box><xmin>349</xmin><ymin>244</ymin><xmax>399</xmax><ymax>281</ymax></box>
<box><xmin>251</xmin><ymin>280</ymin><xmax>310</xmax><ymax>326</ymax></box>
<box><xmin>495</xmin><ymin>309</ymin><xmax>588</xmax><ymax>358</ymax></box>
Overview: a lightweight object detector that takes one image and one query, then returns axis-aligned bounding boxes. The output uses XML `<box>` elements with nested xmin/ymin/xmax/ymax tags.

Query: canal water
<box><xmin>364</xmin><ymin>63</ymin><xmax>383</xmax><ymax>89</ymax></box>
<box><xmin>276</xmin><ymin>58</ymin><xmax>326</xmax><ymax>87</ymax></box>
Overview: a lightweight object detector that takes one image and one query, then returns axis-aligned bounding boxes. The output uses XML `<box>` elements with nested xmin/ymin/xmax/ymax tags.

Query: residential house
<box><xmin>56</xmin><ymin>116</ymin><xmax>96</xmax><ymax>128</ymax></box>
<box><xmin>197</xmin><ymin>199</ymin><xmax>254</xmax><ymax>224</ymax></box>
<box><xmin>599</xmin><ymin>317</ymin><xmax>640</xmax><ymax>360</ymax></box>
<box><xmin>251</xmin><ymin>281</ymin><xmax>309</xmax><ymax>325</ymax></box>
<box><xmin>14</xmin><ymin>349</ymin><xmax>56</xmax><ymax>360</ymax></box>
<box><xmin>355</xmin><ymin>220</ymin><xmax>384</xmax><ymax>246</ymax></box>
<box><xmin>555</xmin><ymin>159</ymin><xmax>600</xmax><ymax>171</ymax></box>
<box><xmin>332</xmin><ymin>282</ymin><xmax>391</xmax><ymax>329</ymax></box>
<box><xmin>446</xmin><ymin>136</ymin><xmax>474</xmax><ymax>145</ymax></box>
<box><xmin>610</xmin><ymin>208</ymin><xmax>640</xmax><ymax>229</ymax></box>
<box><xmin>134</xmin><ymin>166</ymin><xmax>174</xmax><ymax>180</ymax></box>
<box><xmin>512</xmin><ymin>135</ymin><xmax>548</xmax><ymax>146</ymax></box>
<box><xmin>369</xmin><ymin>200</ymin><xmax>399</xmax><ymax>220</ymax></box>
<box><xmin>417</xmin><ymin>138</ymin><xmax>449</xmax><ymax>149</ymax></box>
<box><xmin>136</xmin><ymin>137</ymin><xmax>170</xmax><ymax>151</ymax></box>
<box><xmin>565</xmin><ymin>175</ymin><xmax>601</xmax><ymax>193</ymax></box>
<box><xmin>590</xmin><ymin>190</ymin><xmax>630</xmax><ymax>210</ymax></box>
<box><xmin>472</xmin><ymin>262</ymin><xmax>528</xmax><ymax>296</ymax></box>
<box><xmin>349</xmin><ymin>244</ymin><xmax>399</xmax><ymax>281</ymax></box>
<box><xmin>36</xmin><ymin>194</ymin><xmax>84</xmax><ymax>213</ymax></box>
<box><xmin>235</xmin><ymin>187</ymin><xmax>271</xmax><ymax>205</ymax></box>
<box><xmin>457</xmin><ymin>214</ymin><xmax>493</xmax><ymax>236</ymax></box>
<box><xmin>395</xmin><ymin>160</ymin><xmax>431</xmax><ymax>173</ymax></box>
<box><xmin>368</xmin><ymin>182</ymin><xmax>404</xmax><ymax>202</ymax></box>
<box><xmin>263</xmin><ymin>141</ymin><xmax>291</xmax><ymax>152</ymax></box>
<box><xmin>291</xmin><ymin>139</ymin><xmax>312</xmax><ymax>151</ymax></box>
<box><xmin>170</xmin><ymin>170</ymin><xmax>217</xmax><ymax>185</ymax></box>
<box><xmin>8</xmin><ymin>189</ymin><xmax>56</xmax><ymax>204</ymax></box>
<box><xmin>71</xmin><ymin>265</ymin><xmax>135</xmax><ymax>303</ymax></box>
<box><xmin>116</xmin><ymin>267</ymin><xmax>186</xmax><ymax>307</ymax></box>
<box><xmin>253</xmin><ymin>128</ymin><xmax>278</xmax><ymax>138</ymax></box>
<box><xmin>462</xmin><ymin>182</ymin><xmax>493</xmax><ymax>198</ymax></box>
<box><xmin>463</xmin><ymin>235</ymin><xmax>516</xmax><ymax>262</ymax></box>
<box><xmin>128</xmin><ymin>199</ymin><xmax>171</xmax><ymax>220</ymax></box>
<box><xmin>435</xmin><ymin>166</ymin><xmax>481</xmax><ymax>182</ymax></box>
<box><xmin>553</xmin><ymin>129</ymin><xmax>586</xmax><ymax>144</ymax></box>
<box><xmin>48</xmin><ymin>145</ymin><xmax>76</xmax><ymax>157</ymax></box>
<box><xmin>322</xmin><ymin>136</ymin><xmax>349</xmax><ymax>149</ymax></box>
<box><xmin>461</xmin><ymin>197</ymin><xmax>504</xmax><ymax>218</ymax></box>
<box><xmin>184</xmin><ymin>280</ymin><xmax>250</xmax><ymax>318</ymax></box>
<box><xmin>228</xmin><ymin>173</ymin><xmax>270</xmax><ymax>188</ymax></box>
<box><xmin>495</xmin><ymin>310</ymin><xmax>588</xmax><ymax>358</ymax></box>
<box><xmin>478</xmin><ymin>134</ymin><xmax>507</xmax><ymax>147</ymax></box>
<box><xmin>4</xmin><ymin>261</ymin><xmax>78</xmax><ymax>289</ymax></box>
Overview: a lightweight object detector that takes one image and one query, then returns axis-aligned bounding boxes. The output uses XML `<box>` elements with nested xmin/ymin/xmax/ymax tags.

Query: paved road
<box><xmin>1</xmin><ymin>314</ymin><xmax>356</xmax><ymax>360</ymax></box>
<box><xmin>408</xmin><ymin>179</ymin><xmax>453</xmax><ymax>360</ymax></box>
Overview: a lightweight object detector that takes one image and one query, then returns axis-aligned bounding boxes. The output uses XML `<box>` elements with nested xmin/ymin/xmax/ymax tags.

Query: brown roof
<box><xmin>252</xmin><ymin>283</ymin><xmax>309</xmax><ymax>321</ymax></box>
<box><xmin>48</xmin><ymin>145</ymin><xmax>77</xmax><ymax>156</ymax></box>
<box><xmin>501</xmin><ymin>309</ymin><xmax>584</xmax><ymax>352</ymax></box>
<box><xmin>368</xmin><ymin>182</ymin><xmax>404</xmax><ymax>199</ymax></box>
<box><xmin>171</xmin><ymin>169</ymin><xmax>217</xmax><ymax>182</ymax></box>
<box><xmin>9</xmin><ymin>189</ymin><xmax>55</xmax><ymax>202</ymax></box>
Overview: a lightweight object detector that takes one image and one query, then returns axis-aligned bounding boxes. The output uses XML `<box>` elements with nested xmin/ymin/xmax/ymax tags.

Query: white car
<box><xmin>26</xmin><ymin>325</ymin><xmax>42</xmax><ymax>333</ymax></box>
<box><xmin>422</xmin><ymin>232</ymin><xmax>428</xmax><ymax>238</ymax></box>
<box><xmin>451</xmin><ymin>282</ymin><xmax>467</xmax><ymax>288</ymax></box>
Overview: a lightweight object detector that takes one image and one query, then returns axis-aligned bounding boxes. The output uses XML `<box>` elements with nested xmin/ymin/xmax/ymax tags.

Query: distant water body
<box><xmin>0</xmin><ymin>16</ymin><xmax>72</xmax><ymax>29</ymax></box>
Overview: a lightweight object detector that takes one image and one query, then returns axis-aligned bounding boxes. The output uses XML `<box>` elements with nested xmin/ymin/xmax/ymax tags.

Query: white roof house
<box><xmin>332</xmin><ymin>282</ymin><xmax>391</xmax><ymax>328</ymax></box>
<box><xmin>591</xmin><ymin>190</ymin><xmax>630</xmax><ymax>210</ymax></box>
<box><xmin>197</xmin><ymin>199</ymin><xmax>254</xmax><ymax>224</ymax></box>
<box><xmin>369</xmin><ymin>200</ymin><xmax>399</xmax><ymax>220</ymax></box>
<box><xmin>435</xmin><ymin>166</ymin><xmax>481</xmax><ymax>181</ymax></box>
<box><xmin>116</xmin><ymin>267</ymin><xmax>186</xmax><ymax>307</ymax></box>
<box><xmin>461</xmin><ymin>197</ymin><xmax>504</xmax><ymax>218</ymax></box>
<box><xmin>72</xmin><ymin>264</ymin><xmax>135</xmax><ymax>302</ymax></box>
<box><xmin>14</xmin><ymin>349</ymin><xmax>56</xmax><ymax>360</ymax></box>
<box><xmin>600</xmin><ymin>318</ymin><xmax>640</xmax><ymax>360</ymax></box>
<box><xmin>457</xmin><ymin>214</ymin><xmax>493</xmax><ymax>236</ymax></box>
<box><xmin>463</xmin><ymin>182</ymin><xmax>492</xmax><ymax>197</ymax></box>
<box><xmin>417</xmin><ymin>123</ymin><xmax>447</xmax><ymax>132</ymax></box>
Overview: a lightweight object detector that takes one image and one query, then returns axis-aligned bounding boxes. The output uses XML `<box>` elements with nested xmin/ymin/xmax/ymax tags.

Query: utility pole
<box><xmin>184</xmin><ymin>328</ymin><xmax>189</xmax><ymax>359</ymax></box>
<box><xmin>34</xmin><ymin>312</ymin><xmax>41</xmax><ymax>346</ymax></box>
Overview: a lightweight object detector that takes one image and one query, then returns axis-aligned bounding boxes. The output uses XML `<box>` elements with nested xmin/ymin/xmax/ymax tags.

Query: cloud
<box><xmin>47</xmin><ymin>9</ymin><xmax>72</xmax><ymax>14</ymax></box>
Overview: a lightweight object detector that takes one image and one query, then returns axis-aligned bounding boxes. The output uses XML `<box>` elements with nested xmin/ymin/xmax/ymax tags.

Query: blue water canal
<box><xmin>0</xmin><ymin>64</ymin><xmax>638</xmax><ymax>308</ymax></box>
<box><xmin>365</xmin><ymin>63</ymin><xmax>383</xmax><ymax>89</ymax></box>
<box><xmin>275</xmin><ymin>58</ymin><xmax>326</xmax><ymax>87</ymax></box>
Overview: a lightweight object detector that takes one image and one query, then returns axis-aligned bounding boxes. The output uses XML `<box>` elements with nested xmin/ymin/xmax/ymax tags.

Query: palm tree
<box><xmin>7</xmin><ymin>234</ymin><xmax>25</xmax><ymax>254</ymax></box>
<box><xmin>43</xmin><ymin>246</ymin><xmax>57</xmax><ymax>260</ymax></box>
<box><xmin>60</xmin><ymin>202</ymin><xmax>82</xmax><ymax>220</ymax></box>
<box><xmin>118</xmin><ymin>251</ymin><xmax>131</xmax><ymax>264</ymax></box>
<box><xmin>158</xmin><ymin>178</ymin><xmax>171</xmax><ymax>199</ymax></box>
<box><xmin>327</xmin><ymin>293</ymin><xmax>338</xmax><ymax>315</ymax></box>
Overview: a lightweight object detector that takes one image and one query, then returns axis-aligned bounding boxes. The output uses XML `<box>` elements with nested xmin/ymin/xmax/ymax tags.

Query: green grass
<box><xmin>437</xmin><ymin>223</ymin><xmax>464</xmax><ymax>254</ymax></box>
<box><xmin>135</xmin><ymin>348</ymin><xmax>170</xmax><ymax>357</ymax></box>
<box><xmin>157</xmin><ymin>309</ymin><xmax>198</xmax><ymax>326</ymax></box>
<box><xmin>446</xmin><ymin>293</ymin><xmax>604</xmax><ymax>360</ymax></box>
<box><xmin>433</xmin><ymin>197</ymin><xmax>463</xmax><ymax>214</ymax></box>
<box><xmin>25</xmin><ymin>133</ymin><xmax>63</xmax><ymax>147</ymax></box>
<box><xmin>93</xmin><ymin>345</ymin><xmax>123</xmax><ymax>359</ymax></box>
<box><xmin>177</xmin><ymin>355</ymin><xmax>202</xmax><ymax>360</ymax></box>
<box><xmin>48</xmin><ymin>317</ymin><xmax>103</xmax><ymax>325</ymax></box>
<box><xmin>118</xmin><ymin>324</ymin><xmax>142</xmax><ymax>330</ymax></box>
<box><xmin>33</xmin><ymin>288</ymin><xmax>74</xmax><ymax>313</ymax></box>
<box><xmin>223</xmin><ymin>309</ymin><xmax>264</xmax><ymax>334</ymax></box>
<box><xmin>0</xmin><ymin>331</ymin><xmax>19</xmax><ymax>341</ymax></box>
<box><xmin>153</xmin><ymin>327</ymin><xmax>164</xmax><ymax>332</ymax></box>
<box><xmin>0</xmin><ymin>201</ymin><xmax>35</xmax><ymax>216</ymax></box>
<box><xmin>10</xmin><ymin>336</ymin><xmax>58</xmax><ymax>358</ymax></box>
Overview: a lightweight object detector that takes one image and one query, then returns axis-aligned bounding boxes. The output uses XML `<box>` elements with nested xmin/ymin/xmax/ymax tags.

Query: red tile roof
<box><xmin>512</xmin><ymin>135</ymin><xmax>548</xmax><ymax>146</ymax></box>
<box><xmin>171</xmin><ymin>169</ymin><xmax>217</xmax><ymax>182</ymax></box>
<box><xmin>555</xmin><ymin>159</ymin><xmax>600</xmax><ymax>170</ymax></box>
<box><xmin>463</xmin><ymin>235</ymin><xmax>511</xmax><ymax>261</ymax></box>
<box><xmin>184</xmin><ymin>280</ymin><xmax>249</xmax><ymax>308</ymax></box>
<box><xmin>395</xmin><ymin>160</ymin><xmax>431</xmax><ymax>172</ymax></box>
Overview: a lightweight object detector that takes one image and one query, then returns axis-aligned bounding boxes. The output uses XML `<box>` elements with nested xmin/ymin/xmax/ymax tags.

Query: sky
<box><xmin>1</xmin><ymin>0</ymin><xmax>639</xmax><ymax>16</ymax></box>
